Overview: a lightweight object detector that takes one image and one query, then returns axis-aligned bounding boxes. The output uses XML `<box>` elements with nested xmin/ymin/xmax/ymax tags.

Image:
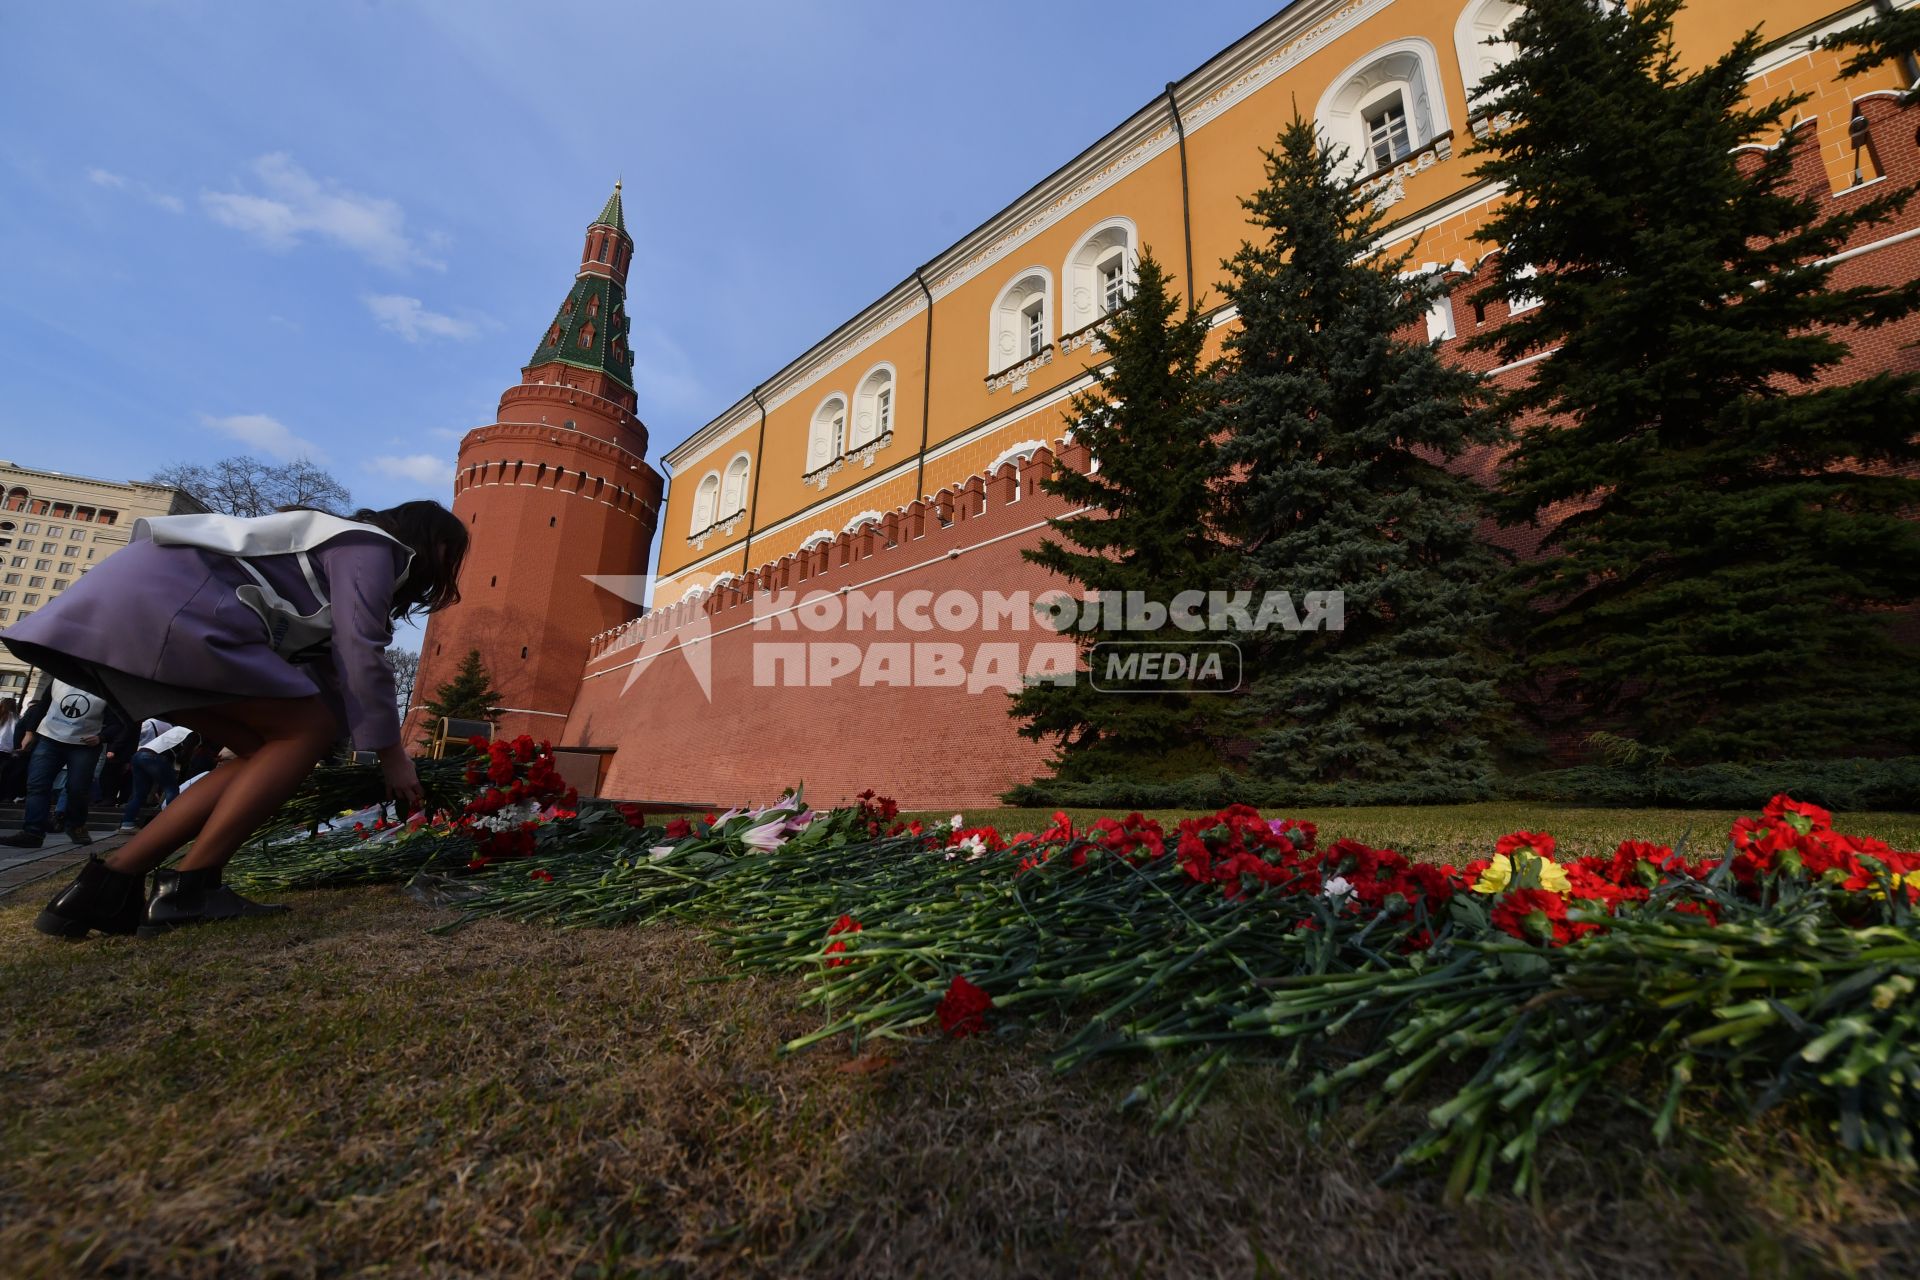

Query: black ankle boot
<box><xmin>33</xmin><ymin>857</ymin><xmax>148</xmax><ymax>939</ymax></box>
<box><xmin>138</xmin><ymin>868</ymin><xmax>288</xmax><ymax>937</ymax></box>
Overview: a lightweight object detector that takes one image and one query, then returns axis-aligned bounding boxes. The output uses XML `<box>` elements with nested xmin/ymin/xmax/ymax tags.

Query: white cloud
<box><xmin>201</xmin><ymin>412</ymin><xmax>327</xmax><ymax>463</ymax></box>
<box><xmin>367</xmin><ymin>454</ymin><xmax>454</xmax><ymax>490</ymax></box>
<box><xmin>363</xmin><ymin>294</ymin><xmax>480</xmax><ymax>342</ymax></box>
<box><xmin>88</xmin><ymin>167</ymin><xmax>184</xmax><ymax>213</ymax></box>
<box><xmin>202</xmin><ymin>153</ymin><xmax>442</xmax><ymax>271</ymax></box>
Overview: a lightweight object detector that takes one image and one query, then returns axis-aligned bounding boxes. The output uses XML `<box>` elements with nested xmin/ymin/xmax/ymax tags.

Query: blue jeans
<box><xmin>122</xmin><ymin>751</ymin><xmax>178</xmax><ymax>827</ymax></box>
<box><xmin>22</xmin><ymin>738</ymin><xmax>102</xmax><ymax>837</ymax></box>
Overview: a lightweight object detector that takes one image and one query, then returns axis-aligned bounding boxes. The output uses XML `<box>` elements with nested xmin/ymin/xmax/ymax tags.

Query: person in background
<box><xmin>95</xmin><ymin>703</ymin><xmax>138</xmax><ymax>807</ymax></box>
<box><xmin>119</xmin><ymin>718</ymin><xmax>193</xmax><ymax>832</ymax></box>
<box><xmin>4</xmin><ymin>678</ymin><xmax>106</xmax><ymax>848</ymax></box>
<box><xmin>2</xmin><ymin>501</ymin><xmax>467</xmax><ymax>938</ymax></box>
<box><xmin>1</xmin><ymin>686</ymin><xmax>49</xmax><ymax>804</ymax></box>
<box><xmin>0</xmin><ymin>696</ymin><xmax>18</xmax><ymax>803</ymax></box>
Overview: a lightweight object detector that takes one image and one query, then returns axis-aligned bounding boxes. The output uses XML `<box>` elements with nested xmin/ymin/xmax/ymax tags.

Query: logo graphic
<box><xmin>1089</xmin><ymin>641</ymin><xmax>1243</xmax><ymax>693</ymax></box>
<box><xmin>584</xmin><ymin>572</ymin><xmax>717</xmax><ymax>701</ymax></box>
<box><xmin>59</xmin><ymin>692</ymin><xmax>92</xmax><ymax>720</ymax></box>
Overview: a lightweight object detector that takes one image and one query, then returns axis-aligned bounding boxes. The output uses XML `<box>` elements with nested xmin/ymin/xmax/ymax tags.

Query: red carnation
<box><xmin>664</xmin><ymin>816</ymin><xmax>692</xmax><ymax>839</ymax></box>
<box><xmin>529</xmin><ymin>868</ymin><xmax>554</xmax><ymax>883</ymax></box>
<box><xmin>1496</xmin><ymin>830</ymin><xmax>1557</xmax><ymax>862</ymax></box>
<box><xmin>1491</xmin><ymin>888</ymin><xmax>1574</xmax><ymax>946</ymax></box>
<box><xmin>1763</xmin><ymin>793</ymin><xmax>1832</xmax><ymax>832</ymax></box>
<box><xmin>936</xmin><ymin>975</ymin><xmax>992</xmax><ymax>1038</ymax></box>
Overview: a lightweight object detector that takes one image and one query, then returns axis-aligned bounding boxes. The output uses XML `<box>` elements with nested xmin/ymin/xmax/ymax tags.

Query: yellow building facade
<box><xmin>654</xmin><ymin>0</ymin><xmax>1911</xmax><ymax>606</ymax></box>
<box><xmin>0</xmin><ymin>461</ymin><xmax>205</xmax><ymax>699</ymax></box>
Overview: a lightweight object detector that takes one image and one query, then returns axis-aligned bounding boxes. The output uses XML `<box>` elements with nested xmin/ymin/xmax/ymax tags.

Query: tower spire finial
<box><xmin>594</xmin><ymin>179</ymin><xmax>626</xmax><ymax>234</ymax></box>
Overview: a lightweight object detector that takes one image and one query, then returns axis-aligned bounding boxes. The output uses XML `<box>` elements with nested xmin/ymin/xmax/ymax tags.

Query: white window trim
<box><xmin>1453</xmin><ymin>0</ymin><xmax>1523</xmax><ymax>109</ymax></box>
<box><xmin>806</xmin><ymin>392</ymin><xmax>851</xmax><ymax>474</ymax></box>
<box><xmin>720</xmin><ymin>452</ymin><xmax>752</xmax><ymax>519</ymax></box>
<box><xmin>1508</xmin><ymin>261</ymin><xmax>1541</xmax><ymax>315</ymax></box>
<box><xmin>842</xmin><ymin>509</ymin><xmax>886</xmax><ymax>534</ymax></box>
<box><xmin>690</xmin><ymin>472</ymin><xmax>721</xmax><ymax>533</ymax></box>
<box><xmin>988</xmin><ymin>265</ymin><xmax>1054</xmax><ymax>374</ymax></box>
<box><xmin>1313</xmin><ymin>37</ymin><xmax>1451</xmax><ymax>182</ymax></box>
<box><xmin>987</xmin><ymin>439</ymin><xmax>1049</xmax><ymax>475</ymax></box>
<box><xmin>850</xmin><ymin>361</ymin><xmax>898</xmax><ymax>450</ymax></box>
<box><xmin>1403</xmin><ymin>261</ymin><xmax>1463</xmax><ymax>343</ymax></box>
<box><xmin>1061</xmin><ymin>217</ymin><xmax>1139</xmax><ymax>336</ymax></box>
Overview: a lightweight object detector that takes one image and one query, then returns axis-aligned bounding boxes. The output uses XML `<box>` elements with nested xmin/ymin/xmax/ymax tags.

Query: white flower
<box><xmin>648</xmin><ymin>845</ymin><xmax>677</xmax><ymax>861</ymax></box>
<box><xmin>960</xmin><ymin>834</ymin><xmax>989</xmax><ymax>860</ymax></box>
<box><xmin>1323</xmin><ymin>875</ymin><xmax>1354</xmax><ymax>900</ymax></box>
<box><xmin>950</xmin><ymin>814</ymin><xmax>965</xmax><ymax>830</ymax></box>
<box><xmin>740</xmin><ymin>819</ymin><xmax>789</xmax><ymax>853</ymax></box>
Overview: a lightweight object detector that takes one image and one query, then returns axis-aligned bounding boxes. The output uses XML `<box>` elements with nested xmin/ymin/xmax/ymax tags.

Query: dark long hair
<box><xmin>350</xmin><ymin>501</ymin><xmax>469</xmax><ymax>620</ymax></box>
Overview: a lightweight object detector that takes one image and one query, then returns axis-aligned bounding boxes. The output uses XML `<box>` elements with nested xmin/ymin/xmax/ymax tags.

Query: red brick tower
<box><xmin>411</xmin><ymin>182</ymin><xmax>663</xmax><ymax>743</ymax></box>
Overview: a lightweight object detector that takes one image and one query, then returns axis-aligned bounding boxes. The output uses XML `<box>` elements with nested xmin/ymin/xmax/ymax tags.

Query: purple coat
<box><xmin>1</xmin><ymin>531</ymin><xmax>408</xmax><ymax>750</ymax></box>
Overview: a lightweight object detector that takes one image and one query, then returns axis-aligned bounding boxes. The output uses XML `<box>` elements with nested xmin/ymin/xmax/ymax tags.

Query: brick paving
<box><xmin>0</xmin><ymin>810</ymin><xmax>134</xmax><ymax>901</ymax></box>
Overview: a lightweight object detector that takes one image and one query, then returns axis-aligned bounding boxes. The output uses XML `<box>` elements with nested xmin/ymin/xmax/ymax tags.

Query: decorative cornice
<box><xmin>1058</xmin><ymin>320</ymin><xmax>1107</xmax><ymax>356</ymax></box>
<box><xmin>1355</xmin><ymin>130</ymin><xmax>1455</xmax><ymax>212</ymax></box>
<box><xmin>801</xmin><ymin>428</ymin><xmax>897</xmax><ymax>491</ymax></box>
<box><xmin>985</xmin><ymin>346</ymin><xmax>1055</xmax><ymax>395</ymax></box>
<box><xmin>687</xmin><ymin>509</ymin><xmax>745</xmax><ymax>551</ymax></box>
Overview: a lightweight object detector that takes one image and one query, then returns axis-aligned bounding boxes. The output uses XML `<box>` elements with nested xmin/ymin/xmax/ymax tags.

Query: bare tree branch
<box><xmin>150</xmin><ymin>455</ymin><xmax>354</xmax><ymax>517</ymax></box>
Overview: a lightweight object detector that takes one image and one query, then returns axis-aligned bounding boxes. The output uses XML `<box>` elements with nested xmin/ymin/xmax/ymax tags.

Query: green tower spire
<box><xmin>525</xmin><ymin>182</ymin><xmax>634</xmax><ymax>390</ymax></box>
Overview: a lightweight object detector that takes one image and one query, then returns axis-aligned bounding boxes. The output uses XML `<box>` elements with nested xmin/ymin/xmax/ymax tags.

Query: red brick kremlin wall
<box><xmin>564</xmin><ymin>447</ymin><xmax>1080</xmax><ymax>810</ymax></box>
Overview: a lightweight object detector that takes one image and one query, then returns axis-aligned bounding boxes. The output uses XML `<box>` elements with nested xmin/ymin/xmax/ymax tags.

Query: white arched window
<box><xmin>690</xmin><ymin>472</ymin><xmax>721</xmax><ymax>532</ymax></box>
<box><xmin>851</xmin><ymin>364</ymin><xmax>896</xmax><ymax>449</ymax></box>
<box><xmin>1315</xmin><ymin>39</ymin><xmax>1450</xmax><ymax>180</ymax></box>
<box><xmin>807</xmin><ymin>394</ymin><xmax>848</xmax><ymax>473</ymax></box>
<box><xmin>989</xmin><ymin>267</ymin><xmax>1052</xmax><ymax>373</ymax></box>
<box><xmin>1062</xmin><ymin>219</ymin><xmax>1137</xmax><ymax>335</ymax></box>
<box><xmin>720</xmin><ymin>454</ymin><xmax>750</xmax><ymax>518</ymax></box>
<box><xmin>1454</xmin><ymin>0</ymin><xmax>1521</xmax><ymax>106</ymax></box>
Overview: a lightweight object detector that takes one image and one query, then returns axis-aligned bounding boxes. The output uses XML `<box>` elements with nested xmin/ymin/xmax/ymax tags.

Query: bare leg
<box><xmin>103</xmin><ymin>759</ymin><xmax>242</xmax><ymax>875</ymax></box>
<box><xmin>103</xmin><ymin>697</ymin><xmax>338</xmax><ymax>877</ymax></box>
<box><xmin>174</xmin><ymin>700</ymin><xmax>336</xmax><ymax>873</ymax></box>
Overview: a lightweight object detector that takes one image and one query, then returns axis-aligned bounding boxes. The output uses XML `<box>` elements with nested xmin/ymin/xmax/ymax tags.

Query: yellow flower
<box><xmin>1472</xmin><ymin>852</ymin><xmax>1571</xmax><ymax>895</ymax></box>
<box><xmin>1868</xmin><ymin>869</ymin><xmax>1920</xmax><ymax>901</ymax></box>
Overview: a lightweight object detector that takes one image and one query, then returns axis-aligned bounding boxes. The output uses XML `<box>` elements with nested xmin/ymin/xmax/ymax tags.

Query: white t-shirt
<box><xmin>36</xmin><ymin>680</ymin><xmax>106</xmax><ymax>746</ymax></box>
<box><xmin>138</xmin><ymin>720</ymin><xmax>193</xmax><ymax>755</ymax></box>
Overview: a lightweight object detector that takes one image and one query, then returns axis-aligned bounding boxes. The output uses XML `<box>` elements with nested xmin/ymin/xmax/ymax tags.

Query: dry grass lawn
<box><xmin>3</xmin><ymin>883</ymin><xmax>1918</xmax><ymax>1278</ymax></box>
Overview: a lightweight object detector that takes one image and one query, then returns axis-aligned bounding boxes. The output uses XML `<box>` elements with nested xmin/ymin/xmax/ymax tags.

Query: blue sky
<box><xmin>1</xmin><ymin>0</ymin><xmax>1281</xmax><ymax>520</ymax></box>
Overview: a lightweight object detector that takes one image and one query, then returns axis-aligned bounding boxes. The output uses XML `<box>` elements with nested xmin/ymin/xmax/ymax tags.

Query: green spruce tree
<box><xmin>1213</xmin><ymin>115</ymin><xmax>1509</xmax><ymax>795</ymax></box>
<box><xmin>1823</xmin><ymin>6</ymin><xmax>1920</xmax><ymax>98</ymax></box>
<box><xmin>1471</xmin><ymin>0</ymin><xmax>1920</xmax><ymax>761</ymax></box>
<box><xmin>423</xmin><ymin>649</ymin><xmax>503</xmax><ymax>724</ymax></box>
<box><xmin>1010</xmin><ymin>251</ymin><xmax>1235</xmax><ymax>779</ymax></box>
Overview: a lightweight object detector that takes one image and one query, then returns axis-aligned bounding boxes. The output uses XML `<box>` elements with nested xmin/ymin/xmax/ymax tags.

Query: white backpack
<box><xmin>134</xmin><ymin>511</ymin><xmax>413</xmax><ymax>665</ymax></box>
